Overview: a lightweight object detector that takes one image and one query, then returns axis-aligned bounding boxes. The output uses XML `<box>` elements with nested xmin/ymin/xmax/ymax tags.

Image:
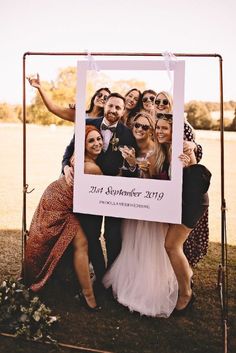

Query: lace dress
<box><xmin>103</xmin><ymin>150</ymin><xmax>178</xmax><ymax>318</ymax></box>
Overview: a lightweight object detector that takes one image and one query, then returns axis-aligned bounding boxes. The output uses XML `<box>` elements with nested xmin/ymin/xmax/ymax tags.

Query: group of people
<box><xmin>24</xmin><ymin>74</ymin><xmax>211</xmax><ymax>317</ymax></box>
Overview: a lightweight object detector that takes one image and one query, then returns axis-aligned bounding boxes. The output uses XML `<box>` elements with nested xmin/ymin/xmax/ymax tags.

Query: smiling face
<box><xmin>132</xmin><ymin>115</ymin><xmax>152</xmax><ymax>142</ymax></box>
<box><xmin>94</xmin><ymin>89</ymin><xmax>109</xmax><ymax>108</ymax></box>
<box><xmin>104</xmin><ymin>96</ymin><xmax>125</xmax><ymax>124</ymax></box>
<box><xmin>155</xmin><ymin>93</ymin><xmax>171</xmax><ymax>113</ymax></box>
<box><xmin>125</xmin><ymin>90</ymin><xmax>140</xmax><ymax>110</ymax></box>
<box><xmin>155</xmin><ymin>119</ymin><xmax>172</xmax><ymax>144</ymax></box>
<box><xmin>85</xmin><ymin>130</ymin><xmax>103</xmax><ymax>158</ymax></box>
<box><xmin>142</xmin><ymin>93</ymin><xmax>156</xmax><ymax>111</ymax></box>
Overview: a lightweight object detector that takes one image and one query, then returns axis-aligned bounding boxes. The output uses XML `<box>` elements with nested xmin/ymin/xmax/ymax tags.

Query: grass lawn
<box><xmin>0</xmin><ymin>124</ymin><xmax>235</xmax><ymax>352</ymax></box>
<box><xmin>0</xmin><ymin>230</ymin><xmax>235</xmax><ymax>353</ymax></box>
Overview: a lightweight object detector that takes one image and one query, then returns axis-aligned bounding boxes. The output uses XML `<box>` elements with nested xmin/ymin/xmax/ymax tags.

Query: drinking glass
<box><xmin>118</xmin><ymin>145</ymin><xmax>133</xmax><ymax>171</ymax></box>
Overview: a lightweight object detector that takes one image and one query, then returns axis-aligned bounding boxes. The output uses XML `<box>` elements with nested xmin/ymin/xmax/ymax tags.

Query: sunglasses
<box><xmin>155</xmin><ymin>99</ymin><xmax>169</xmax><ymax>106</ymax></box>
<box><xmin>96</xmin><ymin>92</ymin><xmax>108</xmax><ymax>101</ymax></box>
<box><xmin>142</xmin><ymin>96</ymin><xmax>155</xmax><ymax>103</ymax></box>
<box><xmin>134</xmin><ymin>122</ymin><xmax>150</xmax><ymax>131</ymax></box>
<box><xmin>87</xmin><ymin>136</ymin><xmax>103</xmax><ymax>143</ymax></box>
<box><xmin>156</xmin><ymin>113</ymin><xmax>173</xmax><ymax>119</ymax></box>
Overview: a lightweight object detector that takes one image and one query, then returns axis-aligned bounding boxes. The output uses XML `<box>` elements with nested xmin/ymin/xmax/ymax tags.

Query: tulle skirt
<box><xmin>103</xmin><ymin>219</ymin><xmax>178</xmax><ymax>318</ymax></box>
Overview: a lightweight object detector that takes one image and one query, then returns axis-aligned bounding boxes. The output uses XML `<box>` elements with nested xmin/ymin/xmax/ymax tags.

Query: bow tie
<box><xmin>101</xmin><ymin>123</ymin><xmax>116</xmax><ymax>133</ymax></box>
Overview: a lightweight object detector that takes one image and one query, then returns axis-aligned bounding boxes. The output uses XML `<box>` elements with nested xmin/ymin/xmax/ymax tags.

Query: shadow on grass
<box><xmin>0</xmin><ymin>230</ymin><xmax>235</xmax><ymax>353</ymax></box>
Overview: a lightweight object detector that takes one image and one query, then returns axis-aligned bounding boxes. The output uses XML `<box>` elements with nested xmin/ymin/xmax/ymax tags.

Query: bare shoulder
<box><xmin>84</xmin><ymin>161</ymin><xmax>103</xmax><ymax>175</ymax></box>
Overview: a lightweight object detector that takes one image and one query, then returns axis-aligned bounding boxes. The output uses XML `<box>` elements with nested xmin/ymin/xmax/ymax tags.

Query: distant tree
<box><xmin>52</xmin><ymin>67</ymin><xmax>77</xmax><ymax>103</ymax></box>
<box><xmin>0</xmin><ymin>103</ymin><xmax>11</xmax><ymax>121</ymax></box>
<box><xmin>111</xmin><ymin>80</ymin><xmax>146</xmax><ymax>96</ymax></box>
<box><xmin>0</xmin><ymin>103</ymin><xmax>19</xmax><ymax>122</ymax></box>
<box><xmin>228</xmin><ymin>100</ymin><xmax>236</xmax><ymax>110</ymax></box>
<box><xmin>14</xmin><ymin>105</ymin><xmax>23</xmax><ymax>122</ymax></box>
<box><xmin>205</xmin><ymin>101</ymin><xmax>219</xmax><ymax>111</ymax></box>
<box><xmin>230</xmin><ymin>108</ymin><xmax>236</xmax><ymax>131</ymax></box>
<box><xmin>186</xmin><ymin>101</ymin><xmax>212</xmax><ymax>129</ymax></box>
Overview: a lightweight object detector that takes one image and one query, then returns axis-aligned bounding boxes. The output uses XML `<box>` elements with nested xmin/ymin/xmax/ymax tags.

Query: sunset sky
<box><xmin>0</xmin><ymin>0</ymin><xmax>235</xmax><ymax>104</ymax></box>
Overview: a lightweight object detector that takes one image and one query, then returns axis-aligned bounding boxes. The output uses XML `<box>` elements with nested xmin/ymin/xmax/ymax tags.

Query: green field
<box><xmin>0</xmin><ymin>123</ymin><xmax>235</xmax><ymax>245</ymax></box>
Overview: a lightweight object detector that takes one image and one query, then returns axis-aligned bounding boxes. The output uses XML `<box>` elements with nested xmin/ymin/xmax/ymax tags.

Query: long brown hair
<box><xmin>151</xmin><ymin>114</ymin><xmax>173</xmax><ymax>176</ymax></box>
<box><xmin>86</xmin><ymin>87</ymin><xmax>111</xmax><ymax>116</ymax></box>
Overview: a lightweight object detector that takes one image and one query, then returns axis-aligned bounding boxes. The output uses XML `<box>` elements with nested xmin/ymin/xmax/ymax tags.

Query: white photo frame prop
<box><xmin>73</xmin><ymin>58</ymin><xmax>185</xmax><ymax>224</ymax></box>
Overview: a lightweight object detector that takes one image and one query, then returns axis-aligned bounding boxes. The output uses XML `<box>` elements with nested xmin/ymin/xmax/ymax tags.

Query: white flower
<box><xmin>33</xmin><ymin>311</ymin><xmax>41</xmax><ymax>322</ymax></box>
<box><xmin>48</xmin><ymin>316</ymin><xmax>58</xmax><ymax>324</ymax></box>
<box><xmin>19</xmin><ymin>313</ymin><xmax>28</xmax><ymax>322</ymax></box>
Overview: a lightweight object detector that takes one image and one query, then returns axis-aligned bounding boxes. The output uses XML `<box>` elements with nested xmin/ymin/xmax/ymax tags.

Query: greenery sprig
<box><xmin>0</xmin><ymin>278</ymin><xmax>59</xmax><ymax>342</ymax></box>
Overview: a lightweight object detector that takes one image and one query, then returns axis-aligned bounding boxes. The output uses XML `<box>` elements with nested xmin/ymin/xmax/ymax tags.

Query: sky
<box><xmin>0</xmin><ymin>0</ymin><xmax>235</xmax><ymax>104</ymax></box>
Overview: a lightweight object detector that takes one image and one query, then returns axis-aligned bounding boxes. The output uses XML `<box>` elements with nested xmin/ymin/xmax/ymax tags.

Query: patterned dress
<box><xmin>24</xmin><ymin>177</ymin><xmax>81</xmax><ymax>291</ymax></box>
<box><xmin>183</xmin><ymin>123</ymin><xmax>209</xmax><ymax>266</ymax></box>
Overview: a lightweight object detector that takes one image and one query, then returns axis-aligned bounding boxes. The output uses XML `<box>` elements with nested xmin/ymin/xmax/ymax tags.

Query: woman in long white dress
<box><xmin>103</xmin><ymin>112</ymin><xmax>178</xmax><ymax>318</ymax></box>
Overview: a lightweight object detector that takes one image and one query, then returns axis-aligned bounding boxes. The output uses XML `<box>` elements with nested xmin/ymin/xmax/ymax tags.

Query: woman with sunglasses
<box><xmin>24</xmin><ymin>125</ymin><xmax>103</xmax><ymax>311</ymax></box>
<box><xmin>27</xmin><ymin>74</ymin><xmax>111</xmax><ymax>121</ymax></box>
<box><xmin>155</xmin><ymin>91</ymin><xmax>209</xmax><ymax>269</ymax></box>
<box><xmin>155</xmin><ymin>91</ymin><xmax>201</xmax><ymax>160</ymax></box>
<box><xmin>140</xmin><ymin>89</ymin><xmax>157</xmax><ymax>121</ymax></box>
<box><xmin>154</xmin><ymin>91</ymin><xmax>172</xmax><ymax>114</ymax></box>
<box><xmin>121</xmin><ymin>88</ymin><xmax>142</xmax><ymax>128</ymax></box>
<box><xmin>153</xmin><ymin>114</ymin><xmax>210</xmax><ymax>314</ymax></box>
<box><xmin>103</xmin><ymin>112</ymin><xmax>179</xmax><ymax>318</ymax></box>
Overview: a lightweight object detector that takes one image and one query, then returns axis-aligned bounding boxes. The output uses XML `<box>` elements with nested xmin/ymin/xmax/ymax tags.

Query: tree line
<box><xmin>1</xmin><ymin>67</ymin><xmax>236</xmax><ymax>131</ymax></box>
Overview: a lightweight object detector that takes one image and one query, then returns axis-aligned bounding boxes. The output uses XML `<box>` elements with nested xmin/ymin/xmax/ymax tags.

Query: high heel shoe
<box><xmin>80</xmin><ymin>294</ymin><xmax>102</xmax><ymax>312</ymax></box>
<box><xmin>173</xmin><ymin>292</ymin><xmax>196</xmax><ymax>316</ymax></box>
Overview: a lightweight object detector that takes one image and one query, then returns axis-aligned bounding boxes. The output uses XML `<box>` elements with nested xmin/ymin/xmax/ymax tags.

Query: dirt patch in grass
<box><xmin>0</xmin><ymin>229</ymin><xmax>235</xmax><ymax>353</ymax></box>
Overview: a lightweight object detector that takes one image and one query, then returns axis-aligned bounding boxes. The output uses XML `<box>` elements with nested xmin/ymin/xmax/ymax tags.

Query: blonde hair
<box><xmin>132</xmin><ymin>111</ymin><xmax>155</xmax><ymax>130</ymax></box>
<box><xmin>155</xmin><ymin>91</ymin><xmax>196</xmax><ymax>137</ymax></box>
<box><xmin>155</xmin><ymin>91</ymin><xmax>173</xmax><ymax>113</ymax></box>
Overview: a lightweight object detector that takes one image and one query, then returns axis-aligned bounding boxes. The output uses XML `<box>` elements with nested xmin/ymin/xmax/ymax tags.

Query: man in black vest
<box><xmin>62</xmin><ymin>93</ymin><xmax>137</xmax><ymax>292</ymax></box>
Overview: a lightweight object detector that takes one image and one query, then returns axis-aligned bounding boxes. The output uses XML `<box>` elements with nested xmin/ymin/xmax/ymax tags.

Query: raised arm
<box><xmin>27</xmin><ymin>74</ymin><xmax>75</xmax><ymax>122</ymax></box>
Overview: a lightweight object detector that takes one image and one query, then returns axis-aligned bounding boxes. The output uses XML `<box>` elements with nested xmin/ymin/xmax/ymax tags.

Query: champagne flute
<box><xmin>136</xmin><ymin>157</ymin><xmax>150</xmax><ymax>169</ymax></box>
<box><xmin>136</xmin><ymin>156</ymin><xmax>151</xmax><ymax>177</ymax></box>
<box><xmin>118</xmin><ymin>145</ymin><xmax>133</xmax><ymax>171</ymax></box>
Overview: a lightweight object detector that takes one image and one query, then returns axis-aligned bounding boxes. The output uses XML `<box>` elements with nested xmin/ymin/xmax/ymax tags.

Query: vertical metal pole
<box><xmin>219</xmin><ymin>55</ymin><xmax>225</xmax><ymax>270</ymax></box>
<box><xmin>22</xmin><ymin>53</ymin><xmax>27</xmax><ymax>272</ymax></box>
<box><xmin>218</xmin><ymin>55</ymin><xmax>228</xmax><ymax>353</ymax></box>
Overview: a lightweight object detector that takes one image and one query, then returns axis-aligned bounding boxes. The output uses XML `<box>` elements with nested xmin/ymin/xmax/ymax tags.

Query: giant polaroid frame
<box><xmin>73</xmin><ymin>59</ymin><xmax>185</xmax><ymax>224</ymax></box>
